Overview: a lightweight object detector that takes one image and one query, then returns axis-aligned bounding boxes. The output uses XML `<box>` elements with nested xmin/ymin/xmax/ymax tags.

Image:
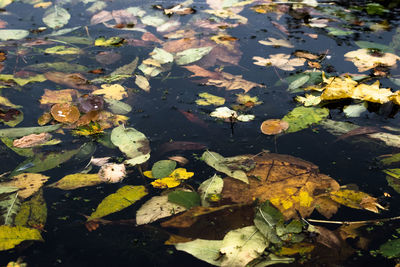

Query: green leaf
<box><xmin>11</xmin><ymin>148</ymin><xmax>80</xmax><ymax>176</ymax></box>
<box><xmin>103</xmin><ymin>98</ymin><xmax>132</xmax><ymax>114</ymax></box>
<box><xmin>0</xmin><ymin>225</ymin><xmax>43</xmax><ymax>251</ymax></box>
<box><xmin>0</xmin><ymin>124</ymin><xmax>62</xmax><ymax>138</ymax></box>
<box><xmin>175</xmin><ymin>239</ymin><xmax>223</xmax><ymax>266</ymax></box>
<box><xmin>254</xmin><ymin>201</ymin><xmax>283</xmax><ymax>245</ymax></box>
<box><xmin>0</xmin><ymin>74</ymin><xmax>46</xmax><ymax>86</ymax></box>
<box><xmin>201</xmin><ymin>151</ymin><xmax>249</xmax><ymax>184</ymax></box>
<box><xmin>343</xmin><ymin>103</ymin><xmax>367</xmax><ymax>118</ymax></box>
<box><xmin>14</xmin><ymin>189</ymin><xmax>47</xmax><ymax>228</ymax></box>
<box><xmin>47</xmin><ymin>173</ymin><xmax>103</xmax><ymax>190</ymax></box>
<box><xmin>383</xmin><ymin>169</ymin><xmax>400</xmax><ymax>193</ymax></box>
<box><xmin>198</xmin><ymin>174</ymin><xmax>224</xmax><ymax>206</ymax></box>
<box><xmin>220</xmin><ymin>226</ymin><xmax>268</xmax><ymax>267</ymax></box>
<box><xmin>168</xmin><ymin>190</ymin><xmax>200</xmax><ymax>209</ymax></box>
<box><xmin>355</xmin><ymin>41</ymin><xmax>394</xmax><ymax>53</ymax></box>
<box><xmin>380</xmin><ymin>154</ymin><xmax>400</xmax><ymax>165</ymax></box>
<box><xmin>288</xmin><ymin>75</ymin><xmax>310</xmax><ymax>92</ymax></box>
<box><xmin>0</xmin><ymin>187</ymin><xmax>20</xmax><ymax>225</ymax></box>
<box><xmin>175</xmin><ymin>47</ymin><xmax>213</xmax><ymax>65</ymax></box>
<box><xmin>88</xmin><ymin>185</ymin><xmax>147</xmax><ymax>220</ymax></box>
<box><xmin>282</xmin><ymin>106</ymin><xmax>329</xmax><ymax>133</ymax></box>
<box><xmin>51</xmin><ymin>36</ymin><xmax>93</xmax><ymax>45</ymax></box>
<box><xmin>94</xmin><ymin>36</ymin><xmax>124</xmax><ymax>47</ymax></box>
<box><xmin>42</xmin><ymin>6</ymin><xmax>71</xmax><ymax>29</ymax></box>
<box><xmin>0</xmin><ymin>30</ymin><xmax>29</xmax><ymax>41</ymax></box>
<box><xmin>43</xmin><ymin>46</ymin><xmax>82</xmax><ymax>55</ymax></box>
<box><xmin>366</xmin><ymin>3</ymin><xmax>387</xmax><ymax>15</ymax></box>
<box><xmin>379</xmin><ymin>238</ymin><xmax>400</xmax><ymax>258</ymax></box>
<box><xmin>152</xmin><ymin>160</ymin><xmax>176</xmax><ymax>179</ymax></box>
<box><xmin>110</xmin><ymin>57</ymin><xmax>138</xmax><ymax>76</ymax></box>
<box><xmin>110</xmin><ymin>125</ymin><xmax>150</xmax><ymax>166</ymax></box>
<box><xmin>326</xmin><ymin>27</ymin><xmax>353</xmax><ymax>36</ymax></box>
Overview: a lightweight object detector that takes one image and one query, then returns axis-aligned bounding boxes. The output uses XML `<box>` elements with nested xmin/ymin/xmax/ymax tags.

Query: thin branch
<box><xmin>306</xmin><ymin>216</ymin><xmax>400</xmax><ymax>225</ymax></box>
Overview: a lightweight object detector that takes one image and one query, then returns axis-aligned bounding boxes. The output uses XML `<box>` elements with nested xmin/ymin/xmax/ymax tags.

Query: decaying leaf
<box><xmin>196</xmin><ymin>92</ymin><xmax>225</xmax><ymax>106</ymax></box>
<box><xmin>344</xmin><ymin>48</ymin><xmax>400</xmax><ymax>72</ymax></box>
<box><xmin>259</xmin><ymin>38</ymin><xmax>294</xmax><ymax>48</ymax></box>
<box><xmin>136</xmin><ymin>195</ymin><xmax>186</xmax><ymax>225</ymax></box>
<box><xmin>198</xmin><ymin>174</ymin><xmax>224</xmax><ymax>206</ymax></box>
<box><xmin>98</xmin><ymin>163</ymin><xmax>126</xmax><ymax>183</ymax></box>
<box><xmin>92</xmin><ymin>84</ymin><xmax>127</xmax><ymax>100</ymax></box>
<box><xmin>175</xmin><ymin>239</ymin><xmax>223</xmax><ymax>266</ymax></box>
<box><xmin>0</xmin><ymin>225</ymin><xmax>43</xmax><ymax>251</ymax></box>
<box><xmin>0</xmin><ymin>187</ymin><xmax>20</xmax><ymax>225</ymax></box>
<box><xmin>253</xmin><ymin>54</ymin><xmax>306</xmax><ymax>71</ymax></box>
<box><xmin>144</xmin><ymin>168</ymin><xmax>194</xmax><ymax>189</ymax></box>
<box><xmin>14</xmin><ymin>189</ymin><xmax>47</xmax><ymax>228</ymax></box>
<box><xmin>329</xmin><ymin>189</ymin><xmax>384</xmax><ymax>213</ymax></box>
<box><xmin>12</xmin><ymin>133</ymin><xmax>53</xmax><ymax>148</ymax></box>
<box><xmin>282</xmin><ymin>106</ymin><xmax>329</xmax><ymax>133</ymax></box>
<box><xmin>206</xmin><ymin>72</ymin><xmax>264</xmax><ymax>93</ymax></box>
<box><xmin>40</xmin><ymin>89</ymin><xmax>78</xmax><ymax>105</ymax></box>
<box><xmin>1</xmin><ymin>173</ymin><xmax>49</xmax><ymax>199</ymax></box>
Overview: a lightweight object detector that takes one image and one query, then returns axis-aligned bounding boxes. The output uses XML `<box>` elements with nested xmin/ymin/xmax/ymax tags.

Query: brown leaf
<box><xmin>44</xmin><ymin>72</ymin><xmax>98</xmax><ymax>90</ymax></box>
<box><xmin>294</xmin><ymin>51</ymin><xmax>319</xmax><ymax>60</ymax></box>
<box><xmin>40</xmin><ymin>89</ymin><xmax>78</xmax><ymax>105</ymax></box>
<box><xmin>142</xmin><ymin>32</ymin><xmax>163</xmax><ymax>43</ymax></box>
<box><xmin>95</xmin><ymin>51</ymin><xmax>121</xmax><ymax>65</ymax></box>
<box><xmin>37</xmin><ymin>112</ymin><xmax>52</xmax><ymax>126</ymax></box>
<box><xmin>76</xmin><ymin>110</ymin><xmax>99</xmax><ymax>126</ymax></box>
<box><xmin>13</xmin><ymin>133</ymin><xmax>52</xmax><ymax>148</ymax></box>
<box><xmin>183</xmin><ymin>65</ymin><xmax>221</xmax><ymax>79</ymax></box>
<box><xmin>90</xmin><ymin>10</ymin><xmax>113</xmax><ymax>25</ymax></box>
<box><xmin>206</xmin><ymin>72</ymin><xmax>264</xmax><ymax>93</ymax></box>
<box><xmin>260</xmin><ymin>119</ymin><xmax>289</xmax><ymax>135</ymax></box>
<box><xmin>221</xmin><ymin>152</ymin><xmax>341</xmax><ymax>219</ymax></box>
<box><xmin>50</xmin><ymin>103</ymin><xmax>80</xmax><ymax>123</ymax></box>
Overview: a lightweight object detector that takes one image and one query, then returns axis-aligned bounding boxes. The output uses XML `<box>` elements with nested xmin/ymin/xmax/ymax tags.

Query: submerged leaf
<box><xmin>196</xmin><ymin>92</ymin><xmax>225</xmax><ymax>106</ymax></box>
<box><xmin>282</xmin><ymin>106</ymin><xmax>329</xmax><ymax>133</ymax></box>
<box><xmin>88</xmin><ymin>185</ymin><xmax>147</xmax><ymax>220</ymax></box>
<box><xmin>0</xmin><ymin>124</ymin><xmax>61</xmax><ymax>138</ymax></box>
<box><xmin>152</xmin><ymin>160</ymin><xmax>177</xmax><ymax>179</ymax></box>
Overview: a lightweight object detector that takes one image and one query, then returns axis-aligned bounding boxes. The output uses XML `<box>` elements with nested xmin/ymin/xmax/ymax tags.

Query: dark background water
<box><xmin>1</xmin><ymin>0</ymin><xmax>400</xmax><ymax>266</ymax></box>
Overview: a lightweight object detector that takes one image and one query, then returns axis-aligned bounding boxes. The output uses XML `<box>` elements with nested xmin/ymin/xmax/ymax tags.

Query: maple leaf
<box><xmin>206</xmin><ymin>72</ymin><xmax>264</xmax><ymax>93</ymax></box>
<box><xmin>92</xmin><ymin>84</ymin><xmax>127</xmax><ymax>100</ymax></box>
<box><xmin>344</xmin><ymin>48</ymin><xmax>400</xmax><ymax>72</ymax></box>
<box><xmin>253</xmin><ymin>54</ymin><xmax>306</xmax><ymax>71</ymax></box>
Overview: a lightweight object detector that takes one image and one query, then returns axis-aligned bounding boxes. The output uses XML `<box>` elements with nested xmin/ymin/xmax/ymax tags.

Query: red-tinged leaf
<box><xmin>179</xmin><ymin>110</ymin><xmax>208</xmax><ymax>128</ymax></box>
<box><xmin>142</xmin><ymin>32</ymin><xmax>163</xmax><ymax>43</ymax></box>
<box><xmin>44</xmin><ymin>72</ymin><xmax>98</xmax><ymax>90</ymax></box>
<box><xmin>90</xmin><ymin>10</ymin><xmax>113</xmax><ymax>25</ymax></box>
<box><xmin>272</xmin><ymin>21</ymin><xmax>289</xmax><ymax>35</ymax></box>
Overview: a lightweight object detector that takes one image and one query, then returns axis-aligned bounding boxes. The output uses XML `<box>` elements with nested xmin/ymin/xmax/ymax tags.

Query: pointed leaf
<box><xmin>48</xmin><ymin>173</ymin><xmax>103</xmax><ymax>190</ymax></box>
<box><xmin>0</xmin><ymin>188</ymin><xmax>20</xmax><ymax>225</ymax></box>
<box><xmin>14</xmin><ymin>189</ymin><xmax>47</xmax><ymax>228</ymax></box>
<box><xmin>0</xmin><ymin>225</ymin><xmax>43</xmax><ymax>251</ymax></box>
<box><xmin>42</xmin><ymin>6</ymin><xmax>71</xmax><ymax>29</ymax></box>
<box><xmin>1</xmin><ymin>173</ymin><xmax>49</xmax><ymax>199</ymax></box>
<box><xmin>168</xmin><ymin>190</ymin><xmax>200</xmax><ymax>209</ymax></box>
<box><xmin>152</xmin><ymin>160</ymin><xmax>177</xmax><ymax>179</ymax></box>
<box><xmin>198</xmin><ymin>174</ymin><xmax>224</xmax><ymax>206</ymax></box>
<box><xmin>175</xmin><ymin>239</ymin><xmax>223</xmax><ymax>266</ymax></box>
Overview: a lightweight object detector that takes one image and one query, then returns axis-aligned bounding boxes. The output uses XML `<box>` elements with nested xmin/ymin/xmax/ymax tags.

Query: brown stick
<box><xmin>306</xmin><ymin>216</ymin><xmax>400</xmax><ymax>225</ymax></box>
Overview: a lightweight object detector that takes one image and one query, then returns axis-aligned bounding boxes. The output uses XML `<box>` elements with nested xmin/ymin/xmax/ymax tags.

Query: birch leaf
<box><xmin>0</xmin><ymin>225</ymin><xmax>43</xmax><ymax>251</ymax></box>
<box><xmin>175</xmin><ymin>47</ymin><xmax>213</xmax><ymax>65</ymax></box>
<box><xmin>88</xmin><ymin>185</ymin><xmax>147</xmax><ymax>220</ymax></box>
<box><xmin>48</xmin><ymin>173</ymin><xmax>103</xmax><ymax>190</ymax></box>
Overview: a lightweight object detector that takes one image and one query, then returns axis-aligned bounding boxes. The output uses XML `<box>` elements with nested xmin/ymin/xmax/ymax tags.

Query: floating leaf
<box><xmin>103</xmin><ymin>98</ymin><xmax>132</xmax><ymax>115</ymax></box>
<box><xmin>379</xmin><ymin>238</ymin><xmax>400</xmax><ymax>258</ymax></box>
<box><xmin>40</xmin><ymin>89</ymin><xmax>78</xmax><ymax>105</ymax></box>
<box><xmin>0</xmin><ymin>124</ymin><xmax>61</xmax><ymax>138</ymax></box>
<box><xmin>92</xmin><ymin>84</ymin><xmax>127</xmax><ymax>100</ymax></box>
<box><xmin>168</xmin><ymin>190</ymin><xmax>200</xmax><ymax>209</ymax></box>
<box><xmin>0</xmin><ymin>225</ymin><xmax>43</xmax><ymax>251</ymax></box>
<box><xmin>12</xmin><ymin>133</ymin><xmax>53</xmax><ymax>148</ymax></box>
<box><xmin>110</xmin><ymin>125</ymin><xmax>150</xmax><ymax>165</ymax></box>
<box><xmin>0</xmin><ymin>187</ymin><xmax>20</xmax><ymax>225</ymax></box>
<box><xmin>42</xmin><ymin>6</ymin><xmax>71</xmax><ymax>29</ymax></box>
<box><xmin>326</xmin><ymin>27</ymin><xmax>353</xmax><ymax>36</ymax></box>
<box><xmin>50</xmin><ymin>103</ymin><xmax>80</xmax><ymax>123</ymax></box>
<box><xmin>0</xmin><ymin>96</ymin><xmax>21</xmax><ymax>109</ymax></box>
<box><xmin>196</xmin><ymin>92</ymin><xmax>225</xmax><ymax>106</ymax></box>
<box><xmin>0</xmin><ymin>74</ymin><xmax>46</xmax><ymax>86</ymax></box>
<box><xmin>198</xmin><ymin>174</ymin><xmax>224</xmax><ymax>206</ymax></box>
<box><xmin>344</xmin><ymin>49</ymin><xmax>400</xmax><ymax>72</ymax></box>
<box><xmin>94</xmin><ymin>36</ymin><xmax>124</xmax><ymax>47</ymax></box>
<box><xmin>210</xmin><ymin>106</ymin><xmax>237</xmax><ymax>119</ymax></box>
<box><xmin>253</xmin><ymin>54</ymin><xmax>306</xmax><ymax>71</ymax></box>
<box><xmin>202</xmin><ymin>151</ymin><xmax>250</xmax><ymax>183</ymax></box>
<box><xmin>175</xmin><ymin>47</ymin><xmax>213</xmax><ymax>65</ymax></box>
<box><xmin>48</xmin><ymin>173</ymin><xmax>102</xmax><ymax>190</ymax></box>
<box><xmin>0</xmin><ymin>30</ymin><xmax>29</xmax><ymax>41</ymax></box>
<box><xmin>260</xmin><ymin>119</ymin><xmax>289</xmax><ymax>135</ymax></box>
<box><xmin>329</xmin><ymin>189</ymin><xmax>384</xmax><ymax>213</ymax></box>
<box><xmin>1</xmin><ymin>173</ymin><xmax>49</xmax><ymax>199</ymax></box>
<box><xmin>145</xmin><ymin>168</ymin><xmax>194</xmax><ymax>189</ymax></box>
<box><xmin>88</xmin><ymin>185</ymin><xmax>147</xmax><ymax>221</ymax></box>
<box><xmin>175</xmin><ymin>239</ymin><xmax>223</xmax><ymax>266</ymax></box>
<box><xmin>98</xmin><ymin>163</ymin><xmax>126</xmax><ymax>183</ymax></box>
<box><xmin>44</xmin><ymin>45</ymin><xmax>82</xmax><ymax>55</ymax></box>
<box><xmin>136</xmin><ymin>195</ymin><xmax>186</xmax><ymax>225</ymax></box>
<box><xmin>343</xmin><ymin>103</ymin><xmax>368</xmax><ymax>118</ymax></box>
<box><xmin>152</xmin><ymin>160</ymin><xmax>177</xmax><ymax>179</ymax></box>
<box><xmin>14</xmin><ymin>189</ymin><xmax>47</xmax><ymax>228</ymax></box>
<box><xmin>259</xmin><ymin>38</ymin><xmax>294</xmax><ymax>48</ymax></box>
<box><xmin>135</xmin><ymin>75</ymin><xmax>150</xmax><ymax>92</ymax></box>
<box><xmin>355</xmin><ymin>41</ymin><xmax>394</xmax><ymax>53</ymax></box>
<box><xmin>288</xmin><ymin>75</ymin><xmax>310</xmax><ymax>91</ymax></box>
<box><xmin>220</xmin><ymin>226</ymin><xmax>268</xmax><ymax>267</ymax></box>
<box><xmin>282</xmin><ymin>106</ymin><xmax>329</xmax><ymax>133</ymax></box>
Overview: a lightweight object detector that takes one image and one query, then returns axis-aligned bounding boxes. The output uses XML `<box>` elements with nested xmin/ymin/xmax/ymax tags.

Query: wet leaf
<box><xmin>355</xmin><ymin>41</ymin><xmax>394</xmax><ymax>53</ymax></box>
<box><xmin>95</xmin><ymin>51</ymin><xmax>121</xmax><ymax>65</ymax></box>
<box><xmin>175</xmin><ymin>239</ymin><xmax>223</xmax><ymax>266</ymax></box>
<box><xmin>326</xmin><ymin>27</ymin><xmax>353</xmax><ymax>36</ymax></box>
<box><xmin>210</xmin><ymin>106</ymin><xmax>237</xmax><ymax>119</ymax></box>
<box><xmin>0</xmin><ymin>30</ymin><xmax>29</xmax><ymax>41</ymax></box>
<box><xmin>253</xmin><ymin>54</ymin><xmax>306</xmax><ymax>71</ymax></box>
<box><xmin>168</xmin><ymin>190</ymin><xmax>200</xmax><ymax>209</ymax></box>
<box><xmin>343</xmin><ymin>103</ymin><xmax>368</xmax><ymax>118</ymax></box>
<box><xmin>42</xmin><ymin>6</ymin><xmax>71</xmax><ymax>29</ymax></box>
<box><xmin>44</xmin><ymin>72</ymin><xmax>97</xmax><ymax>90</ymax></box>
<box><xmin>288</xmin><ymin>75</ymin><xmax>310</xmax><ymax>91</ymax></box>
<box><xmin>87</xmin><ymin>185</ymin><xmax>147</xmax><ymax>221</ymax></box>
<box><xmin>110</xmin><ymin>125</ymin><xmax>150</xmax><ymax>165</ymax></box>
<box><xmin>175</xmin><ymin>47</ymin><xmax>213</xmax><ymax>65</ymax></box>
<box><xmin>145</xmin><ymin>168</ymin><xmax>194</xmax><ymax>189</ymax></box>
<box><xmin>152</xmin><ymin>160</ymin><xmax>177</xmax><ymax>179</ymax></box>
<box><xmin>11</xmin><ymin>148</ymin><xmax>80</xmax><ymax>176</ymax></box>
<box><xmin>98</xmin><ymin>163</ymin><xmax>126</xmax><ymax>183</ymax></box>
<box><xmin>260</xmin><ymin>119</ymin><xmax>289</xmax><ymax>135</ymax></box>
<box><xmin>0</xmin><ymin>124</ymin><xmax>61</xmax><ymax>138</ymax></box>
<box><xmin>50</xmin><ymin>103</ymin><xmax>80</xmax><ymax>123</ymax></box>
<box><xmin>135</xmin><ymin>75</ymin><xmax>150</xmax><ymax>92</ymax></box>
<box><xmin>136</xmin><ymin>195</ymin><xmax>186</xmax><ymax>225</ymax></box>
<box><xmin>43</xmin><ymin>46</ymin><xmax>82</xmax><ymax>55</ymax></box>
<box><xmin>198</xmin><ymin>174</ymin><xmax>224</xmax><ymax>206</ymax></box>
<box><xmin>329</xmin><ymin>189</ymin><xmax>384</xmax><ymax>213</ymax></box>
<box><xmin>282</xmin><ymin>106</ymin><xmax>329</xmax><ymax>133</ymax></box>
<box><xmin>295</xmin><ymin>94</ymin><xmax>322</xmax><ymax>107</ymax></box>
<box><xmin>254</xmin><ymin>201</ymin><xmax>283</xmax><ymax>245</ymax></box>
<box><xmin>1</xmin><ymin>173</ymin><xmax>49</xmax><ymax>199</ymax></box>
<box><xmin>202</xmin><ymin>151</ymin><xmax>249</xmax><ymax>184</ymax></box>
<box><xmin>259</xmin><ymin>38</ymin><xmax>294</xmax><ymax>48</ymax></box>
<box><xmin>0</xmin><ymin>73</ymin><xmax>46</xmax><ymax>86</ymax></box>
<box><xmin>94</xmin><ymin>36</ymin><xmax>124</xmax><ymax>47</ymax></box>
<box><xmin>48</xmin><ymin>173</ymin><xmax>102</xmax><ymax>190</ymax></box>
<box><xmin>379</xmin><ymin>238</ymin><xmax>400</xmax><ymax>258</ymax></box>
<box><xmin>12</xmin><ymin>133</ymin><xmax>53</xmax><ymax>148</ymax></box>
<box><xmin>103</xmin><ymin>98</ymin><xmax>132</xmax><ymax>115</ymax></box>
<box><xmin>196</xmin><ymin>92</ymin><xmax>225</xmax><ymax>106</ymax></box>
<box><xmin>0</xmin><ymin>225</ymin><xmax>43</xmax><ymax>251</ymax></box>
<box><xmin>278</xmin><ymin>243</ymin><xmax>314</xmax><ymax>256</ymax></box>
<box><xmin>220</xmin><ymin>226</ymin><xmax>268</xmax><ymax>267</ymax></box>
<box><xmin>344</xmin><ymin>49</ymin><xmax>400</xmax><ymax>72</ymax></box>
<box><xmin>72</xmin><ymin>121</ymin><xmax>103</xmax><ymax>136</ymax></box>
<box><xmin>92</xmin><ymin>84</ymin><xmax>127</xmax><ymax>100</ymax></box>
<box><xmin>0</xmin><ymin>96</ymin><xmax>21</xmax><ymax>109</ymax></box>
<box><xmin>206</xmin><ymin>72</ymin><xmax>264</xmax><ymax>93</ymax></box>
<box><xmin>0</xmin><ymin>187</ymin><xmax>20</xmax><ymax>225</ymax></box>
<box><xmin>40</xmin><ymin>89</ymin><xmax>78</xmax><ymax>105</ymax></box>
<box><xmin>14</xmin><ymin>189</ymin><xmax>46</xmax><ymax>228</ymax></box>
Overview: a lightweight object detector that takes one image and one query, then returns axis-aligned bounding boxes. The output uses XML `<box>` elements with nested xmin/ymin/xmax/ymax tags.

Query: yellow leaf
<box><xmin>253</xmin><ymin>54</ymin><xmax>306</xmax><ymax>71</ymax></box>
<box><xmin>147</xmin><ymin>168</ymin><xmax>194</xmax><ymax>188</ymax></box>
<box><xmin>278</xmin><ymin>243</ymin><xmax>314</xmax><ymax>256</ymax></box>
<box><xmin>143</xmin><ymin>170</ymin><xmax>154</xmax><ymax>178</ymax></box>
<box><xmin>151</xmin><ymin>177</ymin><xmax>181</xmax><ymax>188</ymax></box>
<box><xmin>48</xmin><ymin>173</ymin><xmax>103</xmax><ymax>190</ymax></box>
<box><xmin>34</xmin><ymin>2</ymin><xmax>52</xmax><ymax>8</ymax></box>
<box><xmin>329</xmin><ymin>189</ymin><xmax>384</xmax><ymax>213</ymax></box>
<box><xmin>196</xmin><ymin>92</ymin><xmax>225</xmax><ymax>106</ymax></box>
<box><xmin>295</xmin><ymin>94</ymin><xmax>321</xmax><ymax>106</ymax></box>
<box><xmin>210</xmin><ymin>33</ymin><xmax>238</xmax><ymax>50</ymax></box>
<box><xmin>0</xmin><ymin>225</ymin><xmax>43</xmax><ymax>251</ymax></box>
<box><xmin>1</xmin><ymin>173</ymin><xmax>49</xmax><ymax>199</ymax></box>
<box><xmin>344</xmin><ymin>48</ymin><xmax>400</xmax><ymax>72</ymax></box>
<box><xmin>92</xmin><ymin>84</ymin><xmax>127</xmax><ymax>100</ymax></box>
<box><xmin>88</xmin><ymin>185</ymin><xmax>147</xmax><ymax>220</ymax></box>
<box><xmin>0</xmin><ymin>96</ymin><xmax>21</xmax><ymax>108</ymax></box>
<box><xmin>169</xmin><ymin>168</ymin><xmax>194</xmax><ymax>180</ymax></box>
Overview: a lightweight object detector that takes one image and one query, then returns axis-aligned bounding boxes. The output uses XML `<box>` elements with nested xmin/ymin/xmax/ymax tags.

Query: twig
<box><xmin>305</xmin><ymin>216</ymin><xmax>400</xmax><ymax>225</ymax></box>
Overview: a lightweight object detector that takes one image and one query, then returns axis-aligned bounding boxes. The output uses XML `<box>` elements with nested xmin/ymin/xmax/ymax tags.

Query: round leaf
<box><xmin>152</xmin><ymin>160</ymin><xmax>177</xmax><ymax>179</ymax></box>
<box><xmin>50</xmin><ymin>103</ymin><xmax>80</xmax><ymax>123</ymax></box>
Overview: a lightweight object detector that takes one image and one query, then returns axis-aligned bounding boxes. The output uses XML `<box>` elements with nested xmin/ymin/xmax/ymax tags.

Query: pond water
<box><xmin>1</xmin><ymin>0</ymin><xmax>400</xmax><ymax>266</ymax></box>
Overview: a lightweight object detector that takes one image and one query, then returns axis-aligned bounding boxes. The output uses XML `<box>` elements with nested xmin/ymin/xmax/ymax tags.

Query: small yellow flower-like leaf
<box><xmin>143</xmin><ymin>170</ymin><xmax>154</xmax><ymax>178</ymax></box>
<box><xmin>151</xmin><ymin>177</ymin><xmax>181</xmax><ymax>188</ymax></box>
<box><xmin>169</xmin><ymin>168</ymin><xmax>194</xmax><ymax>180</ymax></box>
<box><xmin>147</xmin><ymin>168</ymin><xmax>194</xmax><ymax>188</ymax></box>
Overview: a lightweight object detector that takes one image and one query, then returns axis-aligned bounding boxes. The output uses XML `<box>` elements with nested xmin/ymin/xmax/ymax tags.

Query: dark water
<box><xmin>1</xmin><ymin>0</ymin><xmax>400</xmax><ymax>266</ymax></box>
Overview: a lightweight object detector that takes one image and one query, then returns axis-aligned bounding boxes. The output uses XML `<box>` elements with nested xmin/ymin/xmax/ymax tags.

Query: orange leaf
<box><xmin>50</xmin><ymin>103</ymin><xmax>80</xmax><ymax>123</ymax></box>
